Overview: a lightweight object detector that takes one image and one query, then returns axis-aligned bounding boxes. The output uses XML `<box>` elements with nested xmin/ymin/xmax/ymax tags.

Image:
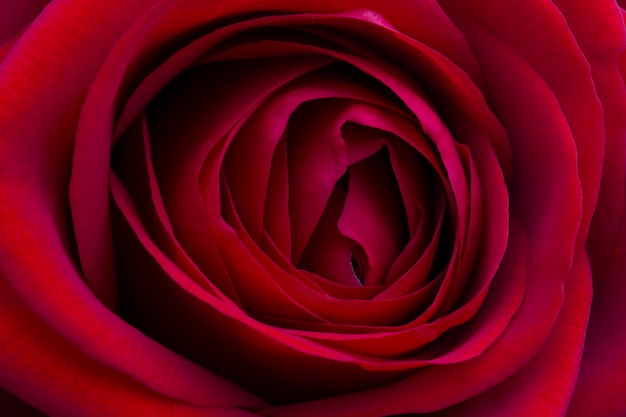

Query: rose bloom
<box><xmin>1</xmin><ymin>0</ymin><xmax>625</xmax><ymax>416</ymax></box>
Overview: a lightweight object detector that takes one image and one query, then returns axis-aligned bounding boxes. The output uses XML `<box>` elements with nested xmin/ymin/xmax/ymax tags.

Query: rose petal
<box><xmin>210</xmin><ymin>0</ymin><xmax>482</xmax><ymax>83</ymax></box>
<box><xmin>0</xmin><ymin>0</ymin><xmax>50</xmax><ymax>44</ymax></box>
<box><xmin>297</xmin><ymin>183</ymin><xmax>360</xmax><ymax>286</ymax></box>
<box><xmin>285</xmin><ymin>99</ymin><xmax>349</xmax><ymax>263</ymax></box>
<box><xmin>147</xmin><ymin>56</ymin><xmax>328</xmax><ymax>304</ymax></box>
<box><xmin>112</xmin><ymin>114</ymin><xmax>241</xmax><ymax>303</ymax></box>
<box><xmin>110</xmin><ymin>191</ymin><xmax>414</xmax><ymax>401</ymax></box>
<box><xmin>568</xmin><ymin>208</ymin><xmax>626</xmax><ymax>416</ymax></box>
<box><xmin>416</xmin><ymin>253</ymin><xmax>592</xmax><ymax>417</ymax></box>
<box><xmin>337</xmin><ymin>149</ymin><xmax>408</xmax><ymax>286</ymax></box>
<box><xmin>262</xmin><ymin>134</ymin><xmax>293</xmax><ymax>258</ymax></box>
<box><xmin>70</xmin><ymin>0</ymin><xmax>232</xmax><ymax>308</ymax></box>
<box><xmin>0</xmin><ymin>387</ymin><xmax>45</xmax><ymax>417</ymax></box>
<box><xmin>440</xmin><ymin>0</ymin><xmax>604</xmax><ymax>244</ymax></box>
<box><xmin>1</xmin><ymin>0</ymin><xmax>263</xmax><ymax>410</ymax></box>
<box><xmin>0</xmin><ymin>277</ymin><xmax>261</xmax><ymax>417</ymax></box>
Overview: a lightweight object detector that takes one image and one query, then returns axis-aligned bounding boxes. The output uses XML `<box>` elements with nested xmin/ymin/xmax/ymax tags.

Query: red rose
<box><xmin>1</xmin><ymin>0</ymin><xmax>625</xmax><ymax>416</ymax></box>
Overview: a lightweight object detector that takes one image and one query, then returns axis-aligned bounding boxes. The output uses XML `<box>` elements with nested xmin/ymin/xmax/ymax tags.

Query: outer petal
<box><xmin>169</xmin><ymin>0</ymin><xmax>481</xmax><ymax>81</ymax></box>
<box><xmin>428</xmin><ymin>252</ymin><xmax>591</xmax><ymax>417</ymax></box>
<box><xmin>556</xmin><ymin>2</ymin><xmax>626</xmax><ymax>415</ymax></box>
<box><xmin>568</xmin><ymin>200</ymin><xmax>626</xmax><ymax>416</ymax></box>
<box><xmin>0</xmin><ymin>273</ymin><xmax>257</xmax><ymax>417</ymax></box>
<box><xmin>564</xmin><ymin>0</ymin><xmax>626</xmax><ymax>275</ymax></box>
<box><xmin>438</xmin><ymin>0</ymin><xmax>604</xmax><ymax>244</ymax></box>
<box><xmin>0</xmin><ymin>0</ymin><xmax>50</xmax><ymax>44</ymax></box>
<box><xmin>0</xmin><ymin>387</ymin><xmax>45</xmax><ymax>417</ymax></box>
<box><xmin>0</xmin><ymin>0</ymin><xmax>262</xmax><ymax>412</ymax></box>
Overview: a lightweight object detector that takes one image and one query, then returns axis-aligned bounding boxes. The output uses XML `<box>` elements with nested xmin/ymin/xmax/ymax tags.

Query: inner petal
<box><xmin>297</xmin><ymin>178</ymin><xmax>365</xmax><ymax>287</ymax></box>
<box><xmin>338</xmin><ymin>148</ymin><xmax>409</xmax><ymax>286</ymax></box>
<box><xmin>298</xmin><ymin>147</ymin><xmax>409</xmax><ymax>287</ymax></box>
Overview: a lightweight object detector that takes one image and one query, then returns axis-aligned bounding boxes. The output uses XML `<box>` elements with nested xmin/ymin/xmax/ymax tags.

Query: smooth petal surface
<box><xmin>0</xmin><ymin>0</ymin><xmax>50</xmax><ymax>44</ymax></box>
<box><xmin>568</xmin><ymin>203</ymin><xmax>626</xmax><ymax>416</ymax></box>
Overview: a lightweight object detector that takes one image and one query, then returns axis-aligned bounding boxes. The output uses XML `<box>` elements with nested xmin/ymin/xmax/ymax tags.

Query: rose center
<box><xmin>297</xmin><ymin>148</ymin><xmax>409</xmax><ymax>287</ymax></box>
<box><xmin>350</xmin><ymin>253</ymin><xmax>363</xmax><ymax>284</ymax></box>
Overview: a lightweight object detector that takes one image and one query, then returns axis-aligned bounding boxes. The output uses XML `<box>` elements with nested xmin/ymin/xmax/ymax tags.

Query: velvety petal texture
<box><xmin>0</xmin><ymin>0</ymin><xmax>624</xmax><ymax>416</ymax></box>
